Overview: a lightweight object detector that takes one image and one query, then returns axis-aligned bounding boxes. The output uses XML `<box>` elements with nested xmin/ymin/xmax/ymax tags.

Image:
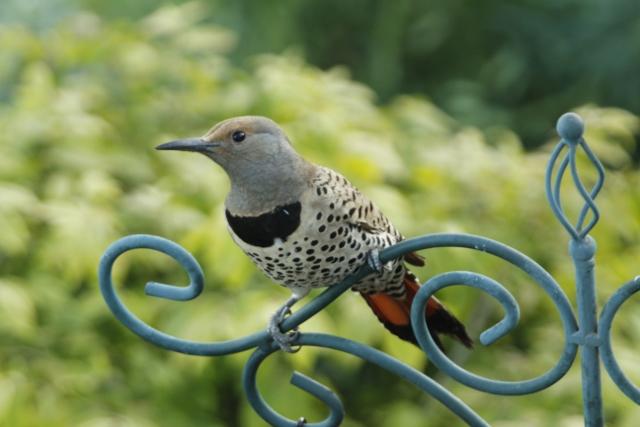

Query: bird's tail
<box><xmin>361</xmin><ymin>272</ymin><xmax>473</xmax><ymax>349</ymax></box>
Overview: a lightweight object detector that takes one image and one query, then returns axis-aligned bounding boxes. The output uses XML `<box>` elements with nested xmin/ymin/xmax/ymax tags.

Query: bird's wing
<box><xmin>312</xmin><ymin>166</ymin><xmax>395</xmax><ymax>234</ymax></box>
<box><xmin>312</xmin><ymin>167</ymin><xmax>425</xmax><ymax>266</ymax></box>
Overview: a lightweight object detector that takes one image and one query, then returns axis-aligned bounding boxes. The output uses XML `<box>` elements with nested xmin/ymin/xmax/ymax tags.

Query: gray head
<box><xmin>156</xmin><ymin>116</ymin><xmax>316</xmax><ymax>214</ymax></box>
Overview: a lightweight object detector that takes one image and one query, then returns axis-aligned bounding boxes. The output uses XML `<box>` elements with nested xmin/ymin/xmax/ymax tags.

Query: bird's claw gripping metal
<box><xmin>367</xmin><ymin>248</ymin><xmax>391</xmax><ymax>274</ymax></box>
<box><xmin>267</xmin><ymin>298</ymin><xmax>301</xmax><ymax>353</ymax></box>
<box><xmin>367</xmin><ymin>248</ymin><xmax>383</xmax><ymax>273</ymax></box>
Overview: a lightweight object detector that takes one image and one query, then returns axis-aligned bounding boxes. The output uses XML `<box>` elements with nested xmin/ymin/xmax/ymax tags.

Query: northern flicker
<box><xmin>157</xmin><ymin>116</ymin><xmax>472</xmax><ymax>352</ymax></box>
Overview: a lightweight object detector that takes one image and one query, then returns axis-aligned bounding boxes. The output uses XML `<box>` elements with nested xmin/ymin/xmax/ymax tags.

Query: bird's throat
<box><xmin>225</xmin><ymin>202</ymin><xmax>301</xmax><ymax>247</ymax></box>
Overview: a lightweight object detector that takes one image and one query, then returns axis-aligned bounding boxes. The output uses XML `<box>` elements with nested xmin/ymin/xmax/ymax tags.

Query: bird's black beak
<box><xmin>155</xmin><ymin>138</ymin><xmax>219</xmax><ymax>153</ymax></box>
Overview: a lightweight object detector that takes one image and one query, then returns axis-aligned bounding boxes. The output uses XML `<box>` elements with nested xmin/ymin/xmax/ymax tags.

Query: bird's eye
<box><xmin>231</xmin><ymin>130</ymin><xmax>246</xmax><ymax>142</ymax></box>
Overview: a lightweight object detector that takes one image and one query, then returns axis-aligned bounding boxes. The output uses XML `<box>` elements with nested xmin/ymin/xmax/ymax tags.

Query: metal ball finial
<box><xmin>556</xmin><ymin>112</ymin><xmax>584</xmax><ymax>142</ymax></box>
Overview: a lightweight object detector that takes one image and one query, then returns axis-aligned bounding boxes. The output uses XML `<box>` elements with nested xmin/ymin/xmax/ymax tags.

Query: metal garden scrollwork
<box><xmin>98</xmin><ymin>113</ymin><xmax>639</xmax><ymax>426</ymax></box>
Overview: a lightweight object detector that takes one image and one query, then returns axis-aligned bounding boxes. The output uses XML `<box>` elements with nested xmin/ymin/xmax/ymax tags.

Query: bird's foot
<box><xmin>267</xmin><ymin>300</ymin><xmax>301</xmax><ymax>353</ymax></box>
<box><xmin>367</xmin><ymin>248</ymin><xmax>391</xmax><ymax>274</ymax></box>
<box><xmin>367</xmin><ymin>248</ymin><xmax>383</xmax><ymax>273</ymax></box>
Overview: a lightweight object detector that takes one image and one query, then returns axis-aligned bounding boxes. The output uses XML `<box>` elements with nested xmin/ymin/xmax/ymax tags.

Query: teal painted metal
<box><xmin>98</xmin><ymin>112</ymin><xmax>639</xmax><ymax>426</ymax></box>
<box><xmin>547</xmin><ymin>113</ymin><xmax>606</xmax><ymax>425</ymax></box>
<box><xmin>600</xmin><ymin>276</ymin><xmax>640</xmax><ymax>403</ymax></box>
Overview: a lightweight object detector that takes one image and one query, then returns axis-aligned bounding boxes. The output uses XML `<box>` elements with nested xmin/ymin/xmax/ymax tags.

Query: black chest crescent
<box><xmin>225</xmin><ymin>202</ymin><xmax>302</xmax><ymax>247</ymax></box>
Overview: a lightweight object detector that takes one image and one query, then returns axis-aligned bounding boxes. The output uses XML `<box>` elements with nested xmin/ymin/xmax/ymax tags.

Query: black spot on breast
<box><xmin>225</xmin><ymin>202</ymin><xmax>301</xmax><ymax>248</ymax></box>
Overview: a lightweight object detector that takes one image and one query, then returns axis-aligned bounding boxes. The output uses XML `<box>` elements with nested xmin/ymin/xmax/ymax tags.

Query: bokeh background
<box><xmin>1</xmin><ymin>1</ymin><xmax>640</xmax><ymax>426</ymax></box>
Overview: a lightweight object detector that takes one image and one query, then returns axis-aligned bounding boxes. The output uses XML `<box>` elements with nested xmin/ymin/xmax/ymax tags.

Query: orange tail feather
<box><xmin>361</xmin><ymin>272</ymin><xmax>473</xmax><ymax>349</ymax></box>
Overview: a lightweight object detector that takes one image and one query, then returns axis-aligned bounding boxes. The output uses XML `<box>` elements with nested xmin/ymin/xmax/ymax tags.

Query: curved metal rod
<box><xmin>243</xmin><ymin>334</ymin><xmax>490</xmax><ymax>427</ymax></box>
<box><xmin>98</xmin><ymin>234</ymin><xmax>371</xmax><ymax>356</ymax></box>
<box><xmin>568</xmin><ymin>143</ymin><xmax>600</xmax><ymax>239</ymax></box>
<box><xmin>381</xmin><ymin>233</ymin><xmax>579</xmax><ymax>395</ymax></box>
<box><xmin>574</xmin><ymin>138</ymin><xmax>605</xmax><ymax>237</ymax></box>
<box><xmin>599</xmin><ymin>276</ymin><xmax>640</xmax><ymax>403</ymax></box>
<box><xmin>552</xmin><ymin>145</ymin><xmax>571</xmax><ymax>219</ymax></box>
<box><xmin>546</xmin><ymin>141</ymin><xmax>580</xmax><ymax>240</ymax></box>
<box><xmin>544</xmin><ymin>141</ymin><xmax>578</xmax><ymax>239</ymax></box>
<box><xmin>422</xmin><ymin>272</ymin><xmax>520</xmax><ymax>346</ymax></box>
<box><xmin>243</xmin><ymin>343</ymin><xmax>345</xmax><ymax>427</ymax></box>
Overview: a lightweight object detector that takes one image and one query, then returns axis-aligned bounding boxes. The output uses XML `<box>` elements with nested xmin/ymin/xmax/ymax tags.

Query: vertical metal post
<box><xmin>550</xmin><ymin>113</ymin><xmax>607</xmax><ymax>426</ymax></box>
<box><xmin>570</xmin><ymin>236</ymin><xmax>603</xmax><ymax>426</ymax></box>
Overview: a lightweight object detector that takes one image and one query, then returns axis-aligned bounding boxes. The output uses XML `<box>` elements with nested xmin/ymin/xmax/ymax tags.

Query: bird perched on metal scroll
<box><xmin>157</xmin><ymin>116</ymin><xmax>472</xmax><ymax>352</ymax></box>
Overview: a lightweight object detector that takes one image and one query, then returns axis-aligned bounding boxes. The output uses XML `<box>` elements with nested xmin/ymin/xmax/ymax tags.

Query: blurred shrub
<box><xmin>43</xmin><ymin>0</ymin><xmax>640</xmax><ymax>149</ymax></box>
<box><xmin>1</xmin><ymin>4</ymin><xmax>640</xmax><ymax>427</ymax></box>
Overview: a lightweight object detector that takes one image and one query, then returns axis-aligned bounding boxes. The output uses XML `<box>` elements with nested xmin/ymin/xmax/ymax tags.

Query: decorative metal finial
<box><xmin>546</xmin><ymin>112</ymin><xmax>605</xmax><ymax>241</ymax></box>
<box><xmin>556</xmin><ymin>112</ymin><xmax>585</xmax><ymax>142</ymax></box>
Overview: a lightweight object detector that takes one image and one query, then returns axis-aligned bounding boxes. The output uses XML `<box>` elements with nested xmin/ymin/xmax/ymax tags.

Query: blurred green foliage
<box><xmin>1</xmin><ymin>2</ymin><xmax>640</xmax><ymax>427</ymax></box>
<box><xmin>6</xmin><ymin>0</ymin><xmax>639</xmax><ymax>148</ymax></box>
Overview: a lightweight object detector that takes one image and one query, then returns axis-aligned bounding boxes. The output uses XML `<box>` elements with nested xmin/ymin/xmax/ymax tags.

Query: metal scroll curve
<box><xmin>99</xmin><ymin>234</ymin><xmax>268</xmax><ymax>355</ymax></box>
<box><xmin>242</xmin><ymin>334</ymin><xmax>490</xmax><ymax>427</ymax></box>
<box><xmin>243</xmin><ymin>342</ymin><xmax>346</xmax><ymax>427</ymax></box>
<box><xmin>381</xmin><ymin>233</ymin><xmax>580</xmax><ymax>395</ymax></box>
<box><xmin>599</xmin><ymin>276</ymin><xmax>640</xmax><ymax>403</ymax></box>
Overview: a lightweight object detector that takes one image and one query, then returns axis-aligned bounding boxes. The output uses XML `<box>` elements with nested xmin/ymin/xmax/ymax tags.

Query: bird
<box><xmin>156</xmin><ymin>116</ymin><xmax>472</xmax><ymax>352</ymax></box>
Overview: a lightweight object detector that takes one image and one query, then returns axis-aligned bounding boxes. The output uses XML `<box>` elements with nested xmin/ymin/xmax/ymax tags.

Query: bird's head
<box><xmin>156</xmin><ymin>115</ymin><xmax>292</xmax><ymax>168</ymax></box>
<box><xmin>156</xmin><ymin>116</ymin><xmax>314</xmax><ymax>212</ymax></box>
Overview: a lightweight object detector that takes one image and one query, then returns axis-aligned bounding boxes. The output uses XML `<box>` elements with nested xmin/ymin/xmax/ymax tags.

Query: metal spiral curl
<box><xmin>600</xmin><ymin>276</ymin><xmax>640</xmax><ymax>403</ymax></box>
<box><xmin>381</xmin><ymin>234</ymin><xmax>579</xmax><ymax>395</ymax></box>
<box><xmin>98</xmin><ymin>112</ymin><xmax>640</xmax><ymax>426</ymax></box>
